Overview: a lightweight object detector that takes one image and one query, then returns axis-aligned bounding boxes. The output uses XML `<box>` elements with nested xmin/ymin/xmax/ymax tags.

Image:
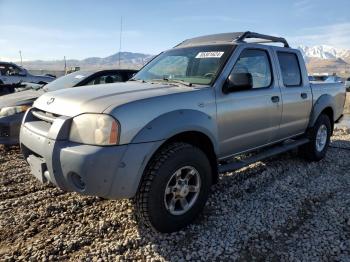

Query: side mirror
<box><xmin>223</xmin><ymin>73</ymin><xmax>253</xmax><ymax>94</ymax></box>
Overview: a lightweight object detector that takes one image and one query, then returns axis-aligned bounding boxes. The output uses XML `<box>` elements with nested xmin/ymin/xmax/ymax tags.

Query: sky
<box><xmin>0</xmin><ymin>0</ymin><xmax>349</xmax><ymax>61</ymax></box>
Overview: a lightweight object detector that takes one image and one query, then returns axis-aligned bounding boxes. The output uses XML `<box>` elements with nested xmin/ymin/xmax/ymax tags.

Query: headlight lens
<box><xmin>0</xmin><ymin>105</ymin><xmax>30</xmax><ymax>117</ymax></box>
<box><xmin>69</xmin><ymin>114</ymin><xmax>120</xmax><ymax>145</ymax></box>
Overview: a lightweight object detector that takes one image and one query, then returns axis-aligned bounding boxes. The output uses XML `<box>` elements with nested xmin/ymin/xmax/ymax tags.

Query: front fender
<box><xmin>131</xmin><ymin>109</ymin><xmax>218</xmax><ymax>153</ymax></box>
<box><xmin>308</xmin><ymin>94</ymin><xmax>335</xmax><ymax>127</ymax></box>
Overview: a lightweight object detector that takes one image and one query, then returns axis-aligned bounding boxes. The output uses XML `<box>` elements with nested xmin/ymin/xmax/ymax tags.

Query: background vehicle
<box><xmin>20</xmin><ymin>32</ymin><xmax>346</xmax><ymax>232</ymax></box>
<box><xmin>0</xmin><ymin>69</ymin><xmax>137</xmax><ymax>145</ymax></box>
<box><xmin>324</xmin><ymin>75</ymin><xmax>344</xmax><ymax>83</ymax></box>
<box><xmin>0</xmin><ymin>62</ymin><xmax>55</xmax><ymax>87</ymax></box>
<box><xmin>308</xmin><ymin>74</ymin><xmax>329</xmax><ymax>82</ymax></box>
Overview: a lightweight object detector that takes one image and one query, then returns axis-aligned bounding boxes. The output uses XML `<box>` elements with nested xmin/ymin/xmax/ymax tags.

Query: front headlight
<box><xmin>0</xmin><ymin>105</ymin><xmax>30</xmax><ymax>117</ymax></box>
<box><xmin>69</xmin><ymin>114</ymin><xmax>120</xmax><ymax>145</ymax></box>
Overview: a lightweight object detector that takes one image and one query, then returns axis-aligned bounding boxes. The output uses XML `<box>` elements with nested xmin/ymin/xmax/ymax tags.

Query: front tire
<box><xmin>299</xmin><ymin>114</ymin><xmax>331</xmax><ymax>161</ymax></box>
<box><xmin>135</xmin><ymin>142</ymin><xmax>212</xmax><ymax>233</ymax></box>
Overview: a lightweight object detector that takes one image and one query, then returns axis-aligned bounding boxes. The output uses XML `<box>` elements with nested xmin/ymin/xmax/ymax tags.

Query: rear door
<box><xmin>274</xmin><ymin>50</ymin><xmax>312</xmax><ymax>139</ymax></box>
<box><xmin>216</xmin><ymin>46</ymin><xmax>283</xmax><ymax>157</ymax></box>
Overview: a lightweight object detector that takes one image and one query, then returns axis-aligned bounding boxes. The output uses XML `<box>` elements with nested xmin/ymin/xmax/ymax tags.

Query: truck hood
<box><xmin>0</xmin><ymin>89</ymin><xmax>44</xmax><ymax>108</ymax></box>
<box><xmin>33</xmin><ymin>82</ymin><xmax>198</xmax><ymax>117</ymax></box>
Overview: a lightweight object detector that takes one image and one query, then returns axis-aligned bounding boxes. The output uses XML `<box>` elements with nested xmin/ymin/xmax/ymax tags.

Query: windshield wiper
<box><xmin>155</xmin><ymin>77</ymin><xmax>192</xmax><ymax>87</ymax></box>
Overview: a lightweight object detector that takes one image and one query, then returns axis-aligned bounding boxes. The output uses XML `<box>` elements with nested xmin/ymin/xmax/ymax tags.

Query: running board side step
<box><xmin>218</xmin><ymin>138</ymin><xmax>309</xmax><ymax>174</ymax></box>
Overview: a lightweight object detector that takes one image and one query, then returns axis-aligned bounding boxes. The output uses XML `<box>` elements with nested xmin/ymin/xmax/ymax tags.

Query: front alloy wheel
<box><xmin>135</xmin><ymin>142</ymin><xmax>212</xmax><ymax>233</ymax></box>
<box><xmin>164</xmin><ymin>166</ymin><xmax>201</xmax><ymax>216</ymax></box>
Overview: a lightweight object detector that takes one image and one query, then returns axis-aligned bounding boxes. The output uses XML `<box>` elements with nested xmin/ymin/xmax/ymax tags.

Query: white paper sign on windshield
<box><xmin>195</xmin><ymin>51</ymin><xmax>224</xmax><ymax>58</ymax></box>
<box><xmin>74</xmin><ymin>75</ymin><xmax>85</xmax><ymax>79</ymax></box>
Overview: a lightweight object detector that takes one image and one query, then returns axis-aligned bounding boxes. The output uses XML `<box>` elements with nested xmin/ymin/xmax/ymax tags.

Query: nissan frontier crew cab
<box><xmin>20</xmin><ymin>32</ymin><xmax>346</xmax><ymax>232</ymax></box>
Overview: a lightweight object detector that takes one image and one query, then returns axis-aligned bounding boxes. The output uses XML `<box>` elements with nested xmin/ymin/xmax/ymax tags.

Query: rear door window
<box><xmin>87</xmin><ymin>73</ymin><xmax>123</xmax><ymax>85</ymax></box>
<box><xmin>277</xmin><ymin>52</ymin><xmax>302</xmax><ymax>87</ymax></box>
<box><xmin>126</xmin><ymin>71</ymin><xmax>136</xmax><ymax>81</ymax></box>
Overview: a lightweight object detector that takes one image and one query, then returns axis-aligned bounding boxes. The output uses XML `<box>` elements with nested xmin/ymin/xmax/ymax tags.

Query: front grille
<box><xmin>24</xmin><ymin>108</ymin><xmax>65</xmax><ymax>136</ymax></box>
<box><xmin>31</xmin><ymin>109</ymin><xmax>60</xmax><ymax>124</ymax></box>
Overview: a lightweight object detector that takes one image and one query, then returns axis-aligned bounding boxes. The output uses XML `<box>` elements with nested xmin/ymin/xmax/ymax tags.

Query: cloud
<box><xmin>287</xmin><ymin>22</ymin><xmax>350</xmax><ymax>49</ymax></box>
<box><xmin>293</xmin><ymin>0</ymin><xmax>314</xmax><ymax>15</ymax></box>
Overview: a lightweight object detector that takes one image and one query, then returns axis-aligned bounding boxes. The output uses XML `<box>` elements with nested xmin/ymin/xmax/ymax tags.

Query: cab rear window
<box><xmin>277</xmin><ymin>52</ymin><xmax>302</xmax><ymax>87</ymax></box>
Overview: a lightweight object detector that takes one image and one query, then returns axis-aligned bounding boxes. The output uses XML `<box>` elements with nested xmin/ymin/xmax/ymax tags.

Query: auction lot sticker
<box><xmin>195</xmin><ymin>51</ymin><xmax>224</xmax><ymax>58</ymax></box>
<box><xmin>74</xmin><ymin>75</ymin><xmax>86</xmax><ymax>79</ymax></box>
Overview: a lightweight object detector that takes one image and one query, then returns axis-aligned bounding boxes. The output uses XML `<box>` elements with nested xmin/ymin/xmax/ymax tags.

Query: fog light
<box><xmin>70</xmin><ymin>172</ymin><xmax>86</xmax><ymax>191</ymax></box>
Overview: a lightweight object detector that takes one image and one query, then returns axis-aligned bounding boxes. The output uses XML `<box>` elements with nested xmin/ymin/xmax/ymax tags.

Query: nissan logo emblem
<box><xmin>47</xmin><ymin>97</ymin><xmax>55</xmax><ymax>105</ymax></box>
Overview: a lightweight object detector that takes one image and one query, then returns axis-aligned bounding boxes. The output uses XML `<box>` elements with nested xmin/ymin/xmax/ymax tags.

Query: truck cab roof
<box><xmin>175</xmin><ymin>31</ymin><xmax>290</xmax><ymax>48</ymax></box>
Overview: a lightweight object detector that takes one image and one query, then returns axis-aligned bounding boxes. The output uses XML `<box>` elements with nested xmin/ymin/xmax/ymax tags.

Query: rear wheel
<box><xmin>299</xmin><ymin>114</ymin><xmax>331</xmax><ymax>161</ymax></box>
<box><xmin>135</xmin><ymin>142</ymin><xmax>212</xmax><ymax>233</ymax></box>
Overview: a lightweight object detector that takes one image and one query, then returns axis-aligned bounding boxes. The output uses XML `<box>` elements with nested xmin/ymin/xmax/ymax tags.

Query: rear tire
<box><xmin>299</xmin><ymin>114</ymin><xmax>331</xmax><ymax>161</ymax></box>
<box><xmin>135</xmin><ymin>142</ymin><xmax>212</xmax><ymax>233</ymax></box>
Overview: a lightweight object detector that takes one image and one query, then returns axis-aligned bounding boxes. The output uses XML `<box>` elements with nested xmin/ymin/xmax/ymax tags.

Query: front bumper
<box><xmin>20</xmin><ymin>110</ymin><xmax>163</xmax><ymax>199</ymax></box>
<box><xmin>0</xmin><ymin>112</ymin><xmax>24</xmax><ymax>145</ymax></box>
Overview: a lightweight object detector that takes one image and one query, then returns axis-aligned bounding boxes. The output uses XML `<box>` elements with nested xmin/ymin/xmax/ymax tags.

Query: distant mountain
<box><xmin>21</xmin><ymin>52</ymin><xmax>154</xmax><ymax>71</ymax></box>
<box><xmin>18</xmin><ymin>47</ymin><xmax>350</xmax><ymax>77</ymax></box>
<box><xmin>298</xmin><ymin>45</ymin><xmax>350</xmax><ymax>75</ymax></box>
<box><xmin>298</xmin><ymin>45</ymin><xmax>350</xmax><ymax>63</ymax></box>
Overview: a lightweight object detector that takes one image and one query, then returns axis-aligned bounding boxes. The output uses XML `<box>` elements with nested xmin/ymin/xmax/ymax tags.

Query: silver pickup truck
<box><xmin>20</xmin><ymin>32</ymin><xmax>346</xmax><ymax>232</ymax></box>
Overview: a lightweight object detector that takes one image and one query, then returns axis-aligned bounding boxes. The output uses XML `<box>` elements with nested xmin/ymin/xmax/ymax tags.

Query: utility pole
<box><xmin>19</xmin><ymin>50</ymin><xmax>22</xmax><ymax>66</ymax></box>
<box><xmin>118</xmin><ymin>16</ymin><xmax>123</xmax><ymax>67</ymax></box>
<box><xmin>64</xmin><ymin>56</ymin><xmax>67</xmax><ymax>75</ymax></box>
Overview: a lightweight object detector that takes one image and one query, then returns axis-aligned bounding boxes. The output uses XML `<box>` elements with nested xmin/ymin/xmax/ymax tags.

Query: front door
<box><xmin>216</xmin><ymin>48</ymin><xmax>282</xmax><ymax>158</ymax></box>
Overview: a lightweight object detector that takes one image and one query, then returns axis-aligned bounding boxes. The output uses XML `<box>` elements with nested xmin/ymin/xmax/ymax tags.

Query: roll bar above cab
<box><xmin>235</xmin><ymin>31</ymin><xmax>290</xmax><ymax>48</ymax></box>
<box><xmin>176</xmin><ymin>31</ymin><xmax>290</xmax><ymax>48</ymax></box>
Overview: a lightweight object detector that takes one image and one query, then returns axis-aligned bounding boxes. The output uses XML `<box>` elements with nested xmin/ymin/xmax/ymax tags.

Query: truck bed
<box><xmin>310</xmin><ymin>82</ymin><xmax>346</xmax><ymax>121</ymax></box>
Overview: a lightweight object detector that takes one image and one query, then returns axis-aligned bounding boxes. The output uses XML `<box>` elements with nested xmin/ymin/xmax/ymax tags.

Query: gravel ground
<box><xmin>1</xmin><ymin>127</ymin><xmax>350</xmax><ymax>261</ymax></box>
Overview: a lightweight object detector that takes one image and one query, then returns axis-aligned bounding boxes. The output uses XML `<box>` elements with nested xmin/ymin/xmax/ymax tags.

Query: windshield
<box><xmin>133</xmin><ymin>45</ymin><xmax>233</xmax><ymax>85</ymax></box>
<box><xmin>43</xmin><ymin>71</ymin><xmax>92</xmax><ymax>92</ymax></box>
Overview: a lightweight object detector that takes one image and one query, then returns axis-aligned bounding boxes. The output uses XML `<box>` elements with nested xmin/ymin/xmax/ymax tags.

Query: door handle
<box><xmin>301</xmin><ymin>93</ymin><xmax>308</xmax><ymax>99</ymax></box>
<box><xmin>271</xmin><ymin>96</ymin><xmax>280</xmax><ymax>103</ymax></box>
